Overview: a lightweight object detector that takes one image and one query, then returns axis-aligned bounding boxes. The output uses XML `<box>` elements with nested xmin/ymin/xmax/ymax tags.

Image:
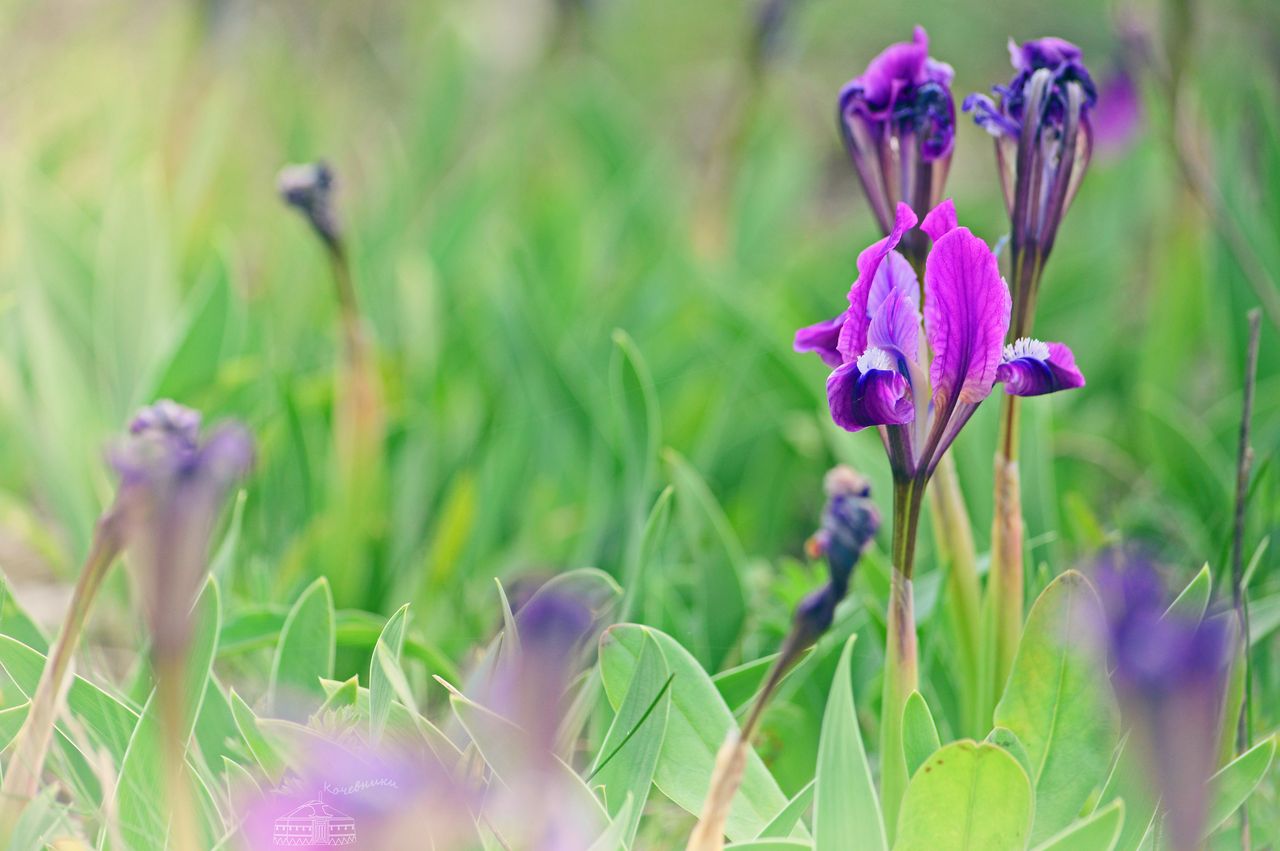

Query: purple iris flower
<box><xmin>110</xmin><ymin>400</ymin><xmax>253</xmax><ymax>659</ymax></box>
<box><xmin>1093</xmin><ymin>554</ymin><xmax>1233</xmax><ymax>851</ymax></box>
<box><xmin>963</xmin><ymin>37</ymin><xmax>1096</xmax><ymax>304</ymax></box>
<box><xmin>794</xmin><ymin>200</ymin><xmax>1084</xmax><ymax>481</ymax></box>
<box><xmin>838</xmin><ymin>27</ymin><xmax>956</xmax><ymax>258</ymax></box>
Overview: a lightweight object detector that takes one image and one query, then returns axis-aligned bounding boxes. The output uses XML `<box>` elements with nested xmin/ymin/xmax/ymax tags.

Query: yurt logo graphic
<box><xmin>272</xmin><ymin>795</ymin><xmax>357</xmax><ymax>846</ymax></box>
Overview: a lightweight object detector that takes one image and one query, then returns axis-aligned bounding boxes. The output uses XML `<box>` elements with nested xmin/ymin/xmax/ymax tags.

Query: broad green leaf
<box><xmin>599</xmin><ymin>624</ymin><xmax>792</xmax><ymax>842</ymax></box>
<box><xmin>0</xmin><ymin>634</ymin><xmax>137</xmax><ymax>762</ymax></box>
<box><xmin>0</xmin><ymin>702</ymin><xmax>28</xmax><ymax>751</ymax></box>
<box><xmin>994</xmin><ymin>570</ymin><xmax>1120</xmax><ymax>844</ymax></box>
<box><xmin>193</xmin><ymin>674</ymin><xmax>246</xmax><ymax>775</ymax></box>
<box><xmin>1204</xmin><ymin>735</ymin><xmax>1277</xmax><ymax>835</ymax></box>
<box><xmin>902</xmin><ymin>691</ymin><xmax>941</xmax><ymax>780</ymax></box>
<box><xmin>586</xmin><ymin>797</ymin><xmax>634</xmax><ymax>851</ymax></box>
<box><xmin>1031</xmin><ymin>800</ymin><xmax>1124</xmax><ymax>851</ymax></box>
<box><xmin>369</xmin><ymin>604</ymin><xmax>409</xmax><ymax>742</ymax></box>
<box><xmin>987</xmin><ymin>726</ymin><xmax>1034</xmax><ymax>781</ymax></box>
<box><xmin>1097</xmin><ymin>736</ymin><xmax>1157</xmax><ymax>851</ymax></box>
<box><xmin>591</xmin><ymin>633</ymin><xmax>671</xmax><ymax>849</ymax></box>
<box><xmin>450</xmin><ymin>695</ymin><xmax>608</xmax><ymax>838</ymax></box>
<box><xmin>268</xmin><ymin>577</ymin><xmax>335</xmax><ymax>717</ymax></box>
<box><xmin>228</xmin><ymin>691</ymin><xmax>285</xmax><ymax>785</ymax></box>
<box><xmin>814</xmin><ymin>635</ymin><xmax>884</xmax><ymax>851</ymax></box>
<box><xmin>895</xmin><ymin>740</ymin><xmax>1033</xmax><ymax>851</ymax></box>
<box><xmin>712</xmin><ymin>652</ymin><xmax>781</xmax><ymax>711</ymax></box>
<box><xmin>1165</xmin><ymin>564</ymin><xmax>1211</xmax><ymax>621</ymax></box>
<box><xmin>725</xmin><ymin>842</ymin><xmax>812</xmax><ymax>850</ymax></box>
<box><xmin>756</xmin><ymin>780</ymin><xmax>814</xmax><ymax>840</ymax></box>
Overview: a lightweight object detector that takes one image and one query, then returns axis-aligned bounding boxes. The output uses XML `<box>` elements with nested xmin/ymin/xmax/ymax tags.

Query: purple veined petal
<box><xmin>837</xmin><ymin>203</ymin><xmax>919</xmax><ymax>361</ymax></box>
<box><xmin>920</xmin><ymin>198</ymin><xmax>958</xmax><ymax>242</ymax></box>
<box><xmin>867</xmin><ymin>250</ymin><xmax>918</xmax><ymax>315</ymax></box>
<box><xmin>794</xmin><ymin>311</ymin><xmax>849</xmax><ymax>368</ymax></box>
<box><xmin>826</xmin><ymin>354</ymin><xmax>914</xmax><ymax>432</ymax></box>
<box><xmin>867</xmin><ymin>288</ymin><xmax>921</xmax><ymax>364</ymax></box>
<box><xmin>996</xmin><ymin>338</ymin><xmax>1086</xmax><ymax>396</ymax></box>
<box><xmin>924</xmin><ymin>228</ymin><xmax>1011</xmax><ymax>410</ymax></box>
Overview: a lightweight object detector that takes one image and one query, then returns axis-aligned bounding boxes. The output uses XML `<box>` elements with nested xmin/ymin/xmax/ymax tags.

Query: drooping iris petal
<box><xmin>837</xmin><ymin>203</ymin><xmax>918</xmax><ymax>361</ymax></box>
<box><xmin>920</xmin><ymin>198</ymin><xmax>958</xmax><ymax>242</ymax></box>
<box><xmin>996</xmin><ymin>338</ymin><xmax>1085</xmax><ymax>396</ymax></box>
<box><xmin>924</xmin><ymin>228</ymin><xmax>1011</xmax><ymax>409</ymax></box>
<box><xmin>867</xmin><ymin>250</ymin><xmax>918</xmax><ymax>316</ymax></box>
<box><xmin>843</xmin><ymin>26</ymin><xmax>931</xmax><ymax>120</ymax></box>
<box><xmin>826</xmin><ymin>354</ymin><xmax>914</xmax><ymax>432</ymax></box>
<box><xmin>794</xmin><ymin>311</ymin><xmax>848</xmax><ymax>368</ymax></box>
<box><xmin>868</xmin><ymin>288</ymin><xmax>920</xmax><ymax>363</ymax></box>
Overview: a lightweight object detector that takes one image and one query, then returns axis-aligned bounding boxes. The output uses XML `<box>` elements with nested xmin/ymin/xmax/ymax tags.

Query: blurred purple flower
<box><xmin>279</xmin><ymin>161</ymin><xmax>341</xmax><ymax>250</ymax></box>
<box><xmin>794</xmin><ymin>200</ymin><xmax>1083</xmax><ymax>480</ymax></box>
<box><xmin>798</xmin><ymin>466</ymin><xmax>880</xmax><ymax>640</ymax></box>
<box><xmin>1092</xmin><ymin>64</ymin><xmax>1143</xmax><ymax>159</ymax></box>
<box><xmin>110</xmin><ymin>400</ymin><xmax>253</xmax><ymax>659</ymax></box>
<box><xmin>1094</xmin><ymin>553</ymin><xmax>1233</xmax><ymax>851</ymax></box>
<box><xmin>838</xmin><ymin>26</ymin><xmax>955</xmax><ymax>255</ymax></box>
<box><xmin>963</xmin><ymin>37</ymin><xmax>1096</xmax><ymax>280</ymax></box>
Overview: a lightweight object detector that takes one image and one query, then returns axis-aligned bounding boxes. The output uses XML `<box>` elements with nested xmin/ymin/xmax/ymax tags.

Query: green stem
<box><xmin>0</xmin><ymin>515</ymin><xmax>121</xmax><ymax>823</ymax></box>
<box><xmin>881</xmin><ymin>477</ymin><xmax>923</xmax><ymax>841</ymax></box>
<box><xmin>926</xmin><ymin>454</ymin><xmax>981</xmax><ymax>736</ymax></box>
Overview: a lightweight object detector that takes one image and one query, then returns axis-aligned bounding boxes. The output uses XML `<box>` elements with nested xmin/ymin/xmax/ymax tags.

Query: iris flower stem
<box><xmin>156</xmin><ymin>652</ymin><xmax>200</xmax><ymax>851</ymax></box>
<box><xmin>0</xmin><ymin>514</ymin><xmax>122</xmax><ymax>824</ymax></box>
<box><xmin>881</xmin><ymin>475</ymin><xmax>924</xmax><ymax>841</ymax></box>
<box><xmin>979</xmin><ymin>247</ymin><xmax>1041</xmax><ymax>727</ymax></box>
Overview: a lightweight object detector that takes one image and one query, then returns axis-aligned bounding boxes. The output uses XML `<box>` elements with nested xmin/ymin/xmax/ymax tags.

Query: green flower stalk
<box><xmin>279</xmin><ymin>161</ymin><xmax>386</xmax><ymax>608</ymax></box>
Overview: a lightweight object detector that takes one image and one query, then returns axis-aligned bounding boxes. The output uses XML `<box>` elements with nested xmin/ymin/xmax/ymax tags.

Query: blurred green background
<box><xmin>0</xmin><ymin>0</ymin><xmax>1276</xmax><ymax>749</ymax></box>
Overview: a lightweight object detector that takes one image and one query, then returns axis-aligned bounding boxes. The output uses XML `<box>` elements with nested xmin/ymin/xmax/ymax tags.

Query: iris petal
<box><xmin>837</xmin><ymin>203</ymin><xmax>919</xmax><ymax>361</ymax></box>
<box><xmin>997</xmin><ymin>340</ymin><xmax>1085</xmax><ymax>396</ymax></box>
<box><xmin>920</xmin><ymin>198</ymin><xmax>958</xmax><ymax>243</ymax></box>
<box><xmin>827</xmin><ymin>361</ymin><xmax>914</xmax><ymax>432</ymax></box>
<box><xmin>924</xmin><ymin>227</ymin><xmax>1011</xmax><ymax>409</ymax></box>
<box><xmin>867</xmin><ymin>288</ymin><xmax>921</xmax><ymax>364</ymax></box>
<box><xmin>794</xmin><ymin>312</ymin><xmax>848</xmax><ymax>368</ymax></box>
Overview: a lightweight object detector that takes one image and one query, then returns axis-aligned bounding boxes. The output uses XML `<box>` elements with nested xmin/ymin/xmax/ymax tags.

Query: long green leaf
<box><xmin>902</xmin><ymin>691</ymin><xmax>942</xmax><ymax>780</ymax></box>
<box><xmin>814</xmin><ymin>635</ymin><xmax>884</xmax><ymax>851</ymax></box>
<box><xmin>1031</xmin><ymin>800</ymin><xmax>1125</xmax><ymax>851</ymax></box>
<box><xmin>1204</xmin><ymin>735</ymin><xmax>1277</xmax><ymax>835</ymax></box>
<box><xmin>369</xmin><ymin>604</ymin><xmax>409</xmax><ymax>742</ymax></box>
<box><xmin>268</xmin><ymin>577</ymin><xmax>335</xmax><ymax>717</ymax></box>
<box><xmin>599</xmin><ymin>624</ymin><xmax>793</xmax><ymax>842</ymax></box>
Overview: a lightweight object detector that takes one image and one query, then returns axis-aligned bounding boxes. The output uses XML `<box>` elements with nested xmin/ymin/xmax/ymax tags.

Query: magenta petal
<box><xmin>827</xmin><ymin>361</ymin><xmax>914</xmax><ymax>432</ymax></box>
<box><xmin>997</xmin><ymin>340</ymin><xmax>1086</xmax><ymax>396</ymax></box>
<box><xmin>924</xmin><ymin>228</ymin><xmax>1011</xmax><ymax>409</ymax></box>
<box><xmin>868</xmin><ymin>289</ymin><xmax>920</xmax><ymax>363</ymax></box>
<box><xmin>854</xmin><ymin>27</ymin><xmax>930</xmax><ymax>116</ymax></box>
<box><xmin>868</xmin><ymin>250</ymin><xmax>919</xmax><ymax>316</ymax></box>
<box><xmin>837</xmin><ymin>203</ymin><xmax>919</xmax><ymax>361</ymax></box>
<box><xmin>794</xmin><ymin>312</ymin><xmax>848</xmax><ymax>368</ymax></box>
<box><xmin>920</xmin><ymin>199</ymin><xmax>958</xmax><ymax>242</ymax></box>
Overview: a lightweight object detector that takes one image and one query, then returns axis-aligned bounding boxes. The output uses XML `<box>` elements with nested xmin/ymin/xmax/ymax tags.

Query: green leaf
<box><xmin>0</xmin><ymin>634</ymin><xmax>137</xmax><ymax>762</ymax></box>
<box><xmin>1030</xmin><ymin>800</ymin><xmax>1124</xmax><ymax>851</ymax></box>
<box><xmin>228</xmin><ymin>691</ymin><xmax>285</xmax><ymax>785</ymax></box>
<box><xmin>0</xmin><ymin>571</ymin><xmax>47</xmax><ymax>653</ymax></box>
<box><xmin>590</xmin><ymin>633</ymin><xmax>671</xmax><ymax>848</ymax></box>
<box><xmin>712</xmin><ymin>652</ymin><xmax>781</xmax><ymax>711</ymax></box>
<box><xmin>268</xmin><ymin>577</ymin><xmax>335</xmax><ymax>717</ymax></box>
<box><xmin>664</xmin><ymin>450</ymin><xmax>747</xmax><ymax>670</ymax></box>
<box><xmin>987</xmin><ymin>726</ymin><xmax>1034</xmax><ymax>782</ymax></box>
<box><xmin>1165</xmin><ymin>564</ymin><xmax>1211</xmax><ymax>621</ymax></box>
<box><xmin>450</xmin><ymin>695</ymin><xmax>608</xmax><ymax>839</ymax></box>
<box><xmin>1204</xmin><ymin>735</ymin><xmax>1277</xmax><ymax>835</ymax></box>
<box><xmin>5</xmin><ymin>786</ymin><xmax>65</xmax><ymax>851</ymax></box>
<box><xmin>756</xmin><ymin>780</ymin><xmax>814</xmax><ymax>840</ymax></box>
<box><xmin>599</xmin><ymin>624</ymin><xmax>793</xmax><ymax>842</ymax></box>
<box><xmin>994</xmin><ymin>570</ymin><xmax>1120</xmax><ymax>844</ymax></box>
<box><xmin>0</xmin><ymin>702</ymin><xmax>28</xmax><ymax>751</ymax></box>
<box><xmin>318</xmin><ymin>675</ymin><xmax>360</xmax><ymax>714</ymax></box>
<box><xmin>895</xmin><ymin>740</ymin><xmax>1034</xmax><ymax>851</ymax></box>
<box><xmin>814</xmin><ymin>635</ymin><xmax>884</xmax><ymax>851</ymax></box>
<box><xmin>902</xmin><ymin>691</ymin><xmax>942</xmax><ymax>780</ymax></box>
<box><xmin>725</xmin><ymin>842</ymin><xmax>812</xmax><ymax>850</ymax></box>
<box><xmin>369</xmin><ymin>604</ymin><xmax>409</xmax><ymax>742</ymax></box>
<box><xmin>586</xmin><ymin>797</ymin><xmax>635</xmax><ymax>851</ymax></box>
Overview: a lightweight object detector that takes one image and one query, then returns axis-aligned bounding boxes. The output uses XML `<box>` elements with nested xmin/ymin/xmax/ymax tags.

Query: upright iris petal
<box><xmin>837</xmin><ymin>205</ymin><xmax>918</xmax><ymax>361</ymax></box>
<box><xmin>924</xmin><ymin>227</ymin><xmax>1011</xmax><ymax>409</ymax></box>
<box><xmin>996</xmin><ymin>337</ymin><xmax>1085</xmax><ymax>396</ymax></box>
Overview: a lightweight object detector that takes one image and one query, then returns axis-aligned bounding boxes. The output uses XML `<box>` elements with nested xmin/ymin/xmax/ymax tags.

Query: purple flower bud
<box><xmin>110</xmin><ymin>401</ymin><xmax>254</xmax><ymax>658</ymax></box>
<box><xmin>804</xmin><ymin>466</ymin><xmax>879</xmax><ymax>617</ymax></box>
<box><xmin>278</xmin><ymin>161</ymin><xmax>341</xmax><ymax>250</ymax></box>
<box><xmin>964</xmin><ymin>37</ymin><xmax>1096</xmax><ymax>285</ymax></box>
<box><xmin>1093</xmin><ymin>552</ymin><xmax>1233</xmax><ymax>851</ymax></box>
<box><xmin>838</xmin><ymin>27</ymin><xmax>956</xmax><ymax>252</ymax></box>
